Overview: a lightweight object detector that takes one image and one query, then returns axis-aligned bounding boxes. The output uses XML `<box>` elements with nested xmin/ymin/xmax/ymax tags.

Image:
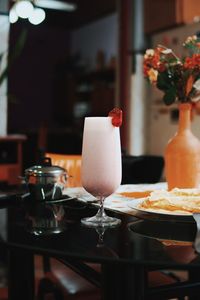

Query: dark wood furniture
<box><xmin>0</xmin><ymin>135</ymin><xmax>26</xmax><ymax>185</ymax></box>
<box><xmin>144</xmin><ymin>0</ymin><xmax>200</xmax><ymax>34</ymax></box>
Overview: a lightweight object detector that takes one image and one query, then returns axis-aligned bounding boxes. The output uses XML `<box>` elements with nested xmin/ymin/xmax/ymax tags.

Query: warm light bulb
<box><xmin>9</xmin><ymin>7</ymin><xmax>18</xmax><ymax>23</ymax></box>
<box><xmin>15</xmin><ymin>0</ymin><xmax>34</xmax><ymax>19</ymax></box>
<box><xmin>29</xmin><ymin>8</ymin><xmax>46</xmax><ymax>25</ymax></box>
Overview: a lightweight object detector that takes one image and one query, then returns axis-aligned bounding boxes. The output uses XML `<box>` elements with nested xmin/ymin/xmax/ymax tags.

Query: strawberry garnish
<box><xmin>108</xmin><ymin>108</ymin><xmax>123</xmax><ymax>127</ymax></box>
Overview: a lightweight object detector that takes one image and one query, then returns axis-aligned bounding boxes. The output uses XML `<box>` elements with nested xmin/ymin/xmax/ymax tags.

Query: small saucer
<box><xmin>44</xmin><ymin>196</ymin><xmax>76</xmax><ymax>204</ymax></box>
<box><xmin>22</xmin><ymin>193</ymin><xmax>76</xmax><ymax>205</ymax></box>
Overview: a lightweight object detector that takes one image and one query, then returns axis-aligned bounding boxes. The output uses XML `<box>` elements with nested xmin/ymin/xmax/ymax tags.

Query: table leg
<box><xmin>7</xmin><ymin>248</ymin><xmax>35</xmax><ymax>300</ymax></box>
<box><xmin>101</xmin><ymin>263</ymin><xmax>146</xmax><ymax>300</ymax></box>
<box><xmin>188</xmin><ymin>269</ymin><xmax>200</xmax><ymax>300</ymax></box>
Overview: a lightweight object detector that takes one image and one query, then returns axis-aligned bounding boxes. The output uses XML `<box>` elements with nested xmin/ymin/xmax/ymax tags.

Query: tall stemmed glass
<box><xmin>81</xmin><ymin>116</ymin><xmax>122</xmax><ymax>227</ymax></box>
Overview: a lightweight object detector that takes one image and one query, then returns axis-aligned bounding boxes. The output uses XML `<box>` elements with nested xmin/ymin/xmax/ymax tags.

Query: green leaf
<box><xmin>9</xmin><ymin>29</ymin><xmax>27</xmax><ymax>64</ymax></box>
<box><xmin>168</xmin><ymin>57</ymin><xmax>179</xmax><ymax>64</ymax></box>
<box><xmin>157</xmin><ymin>72</ymin><xmax>172</xmax><ymax>91</ymax></box>
<box><xmin>0</xmin><ymin>52</ymin><xmax>3</xmax><ymax>63</ymax></box>
<box><xmin>163</xmin><ymin>86</ymin><xmax>176</xmax><ymax>105</ymax></box>
<box><xmin>0</xmin><ymin>68</ymin><xmax>8</xmax><ymax>86</ymax></box>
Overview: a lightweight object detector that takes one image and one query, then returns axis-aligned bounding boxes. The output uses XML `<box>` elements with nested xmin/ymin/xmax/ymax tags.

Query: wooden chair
<box><xmin>122</xmin><ymin>155</ymin><xmax>164</xmax><ymax>184</ymax></box>
<box><xmin>35</xmin><ymin>256</ymin><xmax>101</xmax><ymax>300</ymax></box>
<box><xmin>45</xmin><ymin>153</ymin><xmax>82</xmax><ymax>187</ymax></box>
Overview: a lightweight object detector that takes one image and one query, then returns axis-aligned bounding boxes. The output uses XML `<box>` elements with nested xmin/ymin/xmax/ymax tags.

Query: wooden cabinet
<box><xmin>0</xmin><ymin>135</ymin><xmax>26</xmax><ymax>185</ymax></box>
<box><xmin>144</xmin><ymin>0</ymin><xmax>200</xmax><ymax>34</ymax></box>
<box><xmin>52</xmin><ymin>68</ymin><xmax>116</xmax><ymax>131</ymax></box>
<box><xmin>48</xmin><ymin>69</ymin><xmax>116</xmax><ymax>153</ymax></box>
<box><xmin>73</xmin><ymin>69</ymin><xmax>116</xmax><ymax>118</ymax></box>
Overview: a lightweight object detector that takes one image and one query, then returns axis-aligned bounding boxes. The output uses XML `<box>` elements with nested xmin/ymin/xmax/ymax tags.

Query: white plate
<box><xmin>127</xmin><ymin>198</ymin><xmax>194</xmax><ymax>222</ymax></box>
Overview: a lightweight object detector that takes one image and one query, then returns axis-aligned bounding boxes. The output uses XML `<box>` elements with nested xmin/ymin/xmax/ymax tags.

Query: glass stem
<box><xmin>98</xmin><ymin>233</ymin><xmax>104</xmax><ymax>244</ymax></box>
<box><xmin>96</xmin><ymin>196</ymin><xmax>106</xmax><ymax>218</ymax></box>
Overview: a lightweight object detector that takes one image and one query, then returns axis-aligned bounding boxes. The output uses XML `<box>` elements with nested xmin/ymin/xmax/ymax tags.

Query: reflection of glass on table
<box><xmin>26</xmin><ymin>202</ymin><xmax>66</xmax><ymax>236</ymax></box>
<box><xmin>128</xmin><ymin>219</ymin><xmax>196</xmax><ymax>244</ymax></box>
<box><xmin>93</xmin><ymin>227</ymin><xmax>119</xmax><ymax>258</ymax></box>
<box><xmin>129</xmin><ymin>219</ymin><xmax>198</xmax><ymax>267</ymax></box>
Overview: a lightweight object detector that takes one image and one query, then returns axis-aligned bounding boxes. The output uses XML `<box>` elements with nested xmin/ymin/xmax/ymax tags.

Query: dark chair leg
<box><xmin>188</xmin><ymin>269</ymin><xmax>200</xmax><ymax>300</ymax></box>
<box><xmin>37</xmin><ymin>277</ymin><xmax>64</xmax><ymax>300</ymax></box>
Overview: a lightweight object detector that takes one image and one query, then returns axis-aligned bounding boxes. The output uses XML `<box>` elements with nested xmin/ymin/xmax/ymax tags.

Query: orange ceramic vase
<box><xmin>165</xmin><ymin>102</ymin><xmax>200</xmax><ymax>190</ymax></box>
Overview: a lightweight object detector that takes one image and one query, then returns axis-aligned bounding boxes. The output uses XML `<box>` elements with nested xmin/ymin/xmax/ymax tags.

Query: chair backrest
<box><xmin>122</xmin><ymin>155</ymin><xmax>164</xmax><ymax>184</ymax></box>
<box><xmin>45</xmin><ymin>153</ymin><xmax>82</xmax><ymax>187</ymax></box>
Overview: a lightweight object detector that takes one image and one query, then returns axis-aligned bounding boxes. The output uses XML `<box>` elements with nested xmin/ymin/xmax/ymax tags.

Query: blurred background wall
<box><xmin>1</xmin><ymin>0</ymin><xmax>200</xmax><ymax>169</ymax></box>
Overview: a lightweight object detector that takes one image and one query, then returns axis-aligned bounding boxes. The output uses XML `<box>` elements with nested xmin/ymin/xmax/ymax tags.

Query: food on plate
<box><xmin>138</xmin><ymin>188</ymin><xmax>200</xmax><ymax>214</ymax></box>
<box><xmin>118</xmin><ymin>191</ymin><xmax>152</xmax><ymax>198</ymax></box>
<box><xmin>158</xmin><ymin>240</ymin><xmax>193</xmax><ymax>246</ymax></box>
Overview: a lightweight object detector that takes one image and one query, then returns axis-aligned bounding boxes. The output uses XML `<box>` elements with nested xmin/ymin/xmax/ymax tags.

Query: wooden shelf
<box><xmin>71</xmin><ymin>69</ymin><xmax>116</xmax><ymax>117</ymax></box>
<box><xmin>79</xmin><ymin>69</ymin><xmax>115</xmax><ymax>82</ymax></box>
<box><xmin>144</xmin><ymin>0</ymin><xmax>200</xmax><ymax>34</ymax></box>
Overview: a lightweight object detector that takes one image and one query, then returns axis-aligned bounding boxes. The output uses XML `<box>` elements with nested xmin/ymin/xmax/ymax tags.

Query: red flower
<box><xmin>158</xmin><ymin>63</ymin><xmax>166</xmax><ymax>72</ymax></box>
<box><xmin>184</xmin><ymin>54</ymin><xmax>200</xmax><ymax>69</ymax></box>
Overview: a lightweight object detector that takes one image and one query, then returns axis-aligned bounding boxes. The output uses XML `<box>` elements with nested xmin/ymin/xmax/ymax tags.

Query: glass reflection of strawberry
<box><xmin>108</xmin><ymin>108</ymin><xmax>123</xmax><ymax>127</ymax></box>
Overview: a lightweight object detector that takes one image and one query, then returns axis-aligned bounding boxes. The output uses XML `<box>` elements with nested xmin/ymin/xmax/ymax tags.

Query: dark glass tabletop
<box><xmin>1</xmin><ymin>193</ymin><xmax>200</xmax><ymax>269</ymax></box>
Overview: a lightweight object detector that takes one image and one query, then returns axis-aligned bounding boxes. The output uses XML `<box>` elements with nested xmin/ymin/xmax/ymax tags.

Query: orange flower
<box><xmin>143</xmin><ymin>64</ymin><xmax>149</xmax><ymax>77</ymax></box>
<box><xmin>186</xmin><ymin>75</ymin><xmax>194</xmax><ymax>96</ymax></box>
<box><xmin>184</xmin><ymin>57</ymin><xmax>194</xmax><ymax>69</ymax></box>
<box><xmin>147</xmin><ymin>68</ymin><xmax>158</xmax><ymax>83</ymax></box>
<box><xmin>193</xmin><ymin>54</ymin><xmax>200</xmax><ymax>64</ymax></box>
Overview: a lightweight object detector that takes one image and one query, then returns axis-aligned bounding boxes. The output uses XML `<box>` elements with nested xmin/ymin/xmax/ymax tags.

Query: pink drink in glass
<box><xmin>81</xmin><ymin>117</ymin><xmax>122</xmax><ymax>227</ymax></box>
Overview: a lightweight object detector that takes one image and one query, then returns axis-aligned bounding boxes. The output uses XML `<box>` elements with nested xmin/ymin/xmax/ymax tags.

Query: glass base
<box><xmin>81</xmin><ymin>215</ymin><xmax>121</xmax><ymax>228</ymax></box>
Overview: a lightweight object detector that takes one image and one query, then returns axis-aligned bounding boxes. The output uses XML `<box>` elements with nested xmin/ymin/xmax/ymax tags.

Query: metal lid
<box><xmin>25</xmin><ymin>164</ymin><xmax>67</xmax><ymax>177</ymax></box>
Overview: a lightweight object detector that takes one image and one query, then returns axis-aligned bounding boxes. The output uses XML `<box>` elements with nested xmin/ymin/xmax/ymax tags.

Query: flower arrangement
<box><xmin>143</xmin><ymin>35</ymin><xmax>200</xmax><ymax>105</ymax></box>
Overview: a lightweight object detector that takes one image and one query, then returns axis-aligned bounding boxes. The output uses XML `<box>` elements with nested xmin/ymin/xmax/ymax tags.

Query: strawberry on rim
<box><xmin>108</xmin><ymin>108</ymin><xmax>123</xmax><ymax>127</ymax></box>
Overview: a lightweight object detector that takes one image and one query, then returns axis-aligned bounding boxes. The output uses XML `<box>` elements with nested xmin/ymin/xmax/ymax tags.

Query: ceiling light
<box><xmin>9</xmin><ymin>7</ymin><xmax>19</xmax><ymax>23</ymax></box>
<box><xmin>29</xmin><ymin>7</ymin><xmax>46</xmax><ymax>25</ymax></box>
<box><xmin>35</xmin><ymin>0</ymin><xmax>77</xmax><ymax>11</ymax></box>
<box><xmin>9</xmin><ymin>1</ymin><xmax>46</xmax><ymax>25</ymax></box>
<box><xmin>15</xmin><ymin>0</ymin><xmax>34</xmax><ymax>19</ymax></box>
